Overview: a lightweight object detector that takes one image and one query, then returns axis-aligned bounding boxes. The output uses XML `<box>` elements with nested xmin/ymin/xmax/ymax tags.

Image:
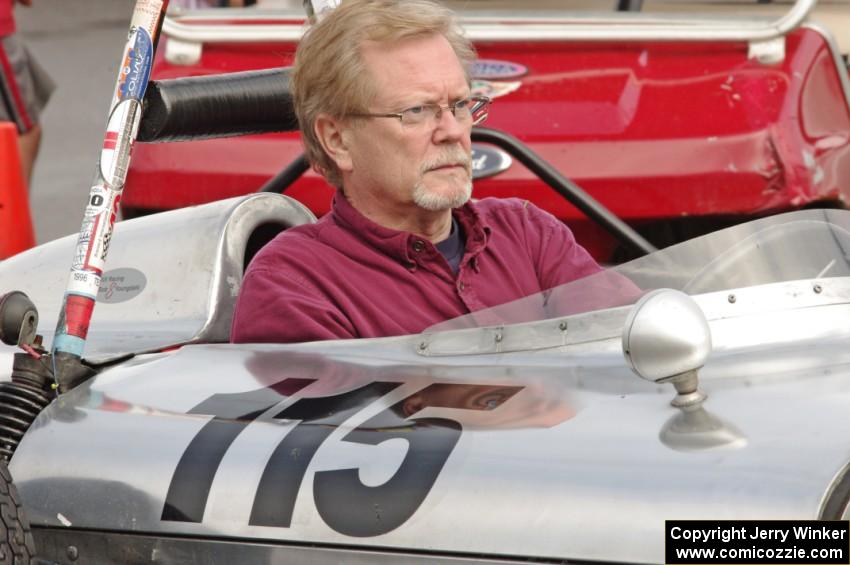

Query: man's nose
<box><xmin>432</xmin><ymin>108</ymin><xmax>467</xmax><ymax>143</ymax></box>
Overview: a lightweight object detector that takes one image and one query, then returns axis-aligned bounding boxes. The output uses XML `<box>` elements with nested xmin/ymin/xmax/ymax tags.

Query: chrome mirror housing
<box><xmin>622</xmin><ymin>289</ymin><xmax>745</xmax><ymax>450</ymax></box>
<box><xmin>622</xmin><ymin>289</ymin><xmax>712</xmax><ymax>408</ymax></box>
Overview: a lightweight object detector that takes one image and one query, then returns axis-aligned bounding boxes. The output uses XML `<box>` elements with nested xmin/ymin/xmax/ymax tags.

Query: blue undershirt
<box><xmin>435</xmin><ymin>216</ymin><xmax>466</xmax><ymax>274</ymax></box>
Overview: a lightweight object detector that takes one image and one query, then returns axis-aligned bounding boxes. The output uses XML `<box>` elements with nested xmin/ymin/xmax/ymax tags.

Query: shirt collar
<box><xmin>331</xmin><ymin>189</ymin><xmax>492</xmax><ymax>264</ymax></box>
<box><xmin>453</xmin><ymin>198</ymin><xmax>491</xmax><ymax>256</ymax></box>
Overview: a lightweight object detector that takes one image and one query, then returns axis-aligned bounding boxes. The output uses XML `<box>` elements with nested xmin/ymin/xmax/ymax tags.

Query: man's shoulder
<box><xmin>470</xmin><ymin>196</ymin><xmax>547</xmax><ymax>215</ymax></box>
<box><xmin>467</xmin><ymin>197</ymin><xmax>551</xmax><ymax>226</ymax></box>
<box><xmin>465</xmin><ymin>197</ymin><xmax>574</xmax><ymax>248</ymax></box>
<box><xmin>247</xmin><ymin>217</ymin><xmax>337</xmax><ymax>272</ymax></box>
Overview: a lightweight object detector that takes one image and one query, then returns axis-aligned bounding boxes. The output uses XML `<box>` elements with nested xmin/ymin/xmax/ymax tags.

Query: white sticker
<box><xmin>100</xmin><ymin>99</ymin><xmax>141</xmax><ymax>189</ymax></box>
<box><xmin>72</xmin><ymin>186</ymin><xmax>120</xmax><ymax>274</ymax></box>
<box><xmin>66</xmin><ymin>269</ymin><xmax>101</xmax><ymax>299</ymax></box>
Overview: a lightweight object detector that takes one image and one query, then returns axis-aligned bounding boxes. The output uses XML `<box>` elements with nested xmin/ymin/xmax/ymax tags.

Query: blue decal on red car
<box><xmin>471</xmin><ymin>144</ymin><xmax>513</xmax><ymax>180</ymax></box>
<box><xmin>470</xmin><ymin>59</ymin><xmax>528</xmax><ymax>80</ymax></box>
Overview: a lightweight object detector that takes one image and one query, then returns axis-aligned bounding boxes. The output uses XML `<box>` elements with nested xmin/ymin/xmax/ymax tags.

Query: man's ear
<box><xmin>314</xmin><ymin>114</ymin><xmax>353</xmax><ymax>173</ymax></box>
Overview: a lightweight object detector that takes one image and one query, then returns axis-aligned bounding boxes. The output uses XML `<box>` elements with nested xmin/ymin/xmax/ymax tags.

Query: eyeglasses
<box><xmin>350</xmin><ymin>96</ymin><xmax>491</xmax><ymax>128</ymax></box>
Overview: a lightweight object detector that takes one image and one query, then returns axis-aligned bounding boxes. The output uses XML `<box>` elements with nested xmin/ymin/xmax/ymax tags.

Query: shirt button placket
<box><xmin>457</xmin><ymin>279</ymin><xmax>481</xmax><ymax>310</ymax></box>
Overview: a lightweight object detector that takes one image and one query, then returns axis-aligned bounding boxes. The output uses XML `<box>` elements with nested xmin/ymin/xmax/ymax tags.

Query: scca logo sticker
<box><xmin>470</xmin><ymin>59</ymin><xmax>528</xmax><ymax>80</ymax></box>
<box><xmin>162</xmin><ymin>379</ymin><xmax>523</xmax><ymax>537</ymax></box>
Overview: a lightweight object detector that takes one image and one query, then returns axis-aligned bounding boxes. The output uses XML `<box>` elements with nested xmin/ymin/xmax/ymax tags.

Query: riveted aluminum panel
<box><xmin>0</xmin><ymin>194</ymin><xmax>315</xmax><ymax>358</ymax></box>
<box><xmin>11</xmin><ymin>311</ymin><xmax>850</xmax><ymax>564</ymax></box>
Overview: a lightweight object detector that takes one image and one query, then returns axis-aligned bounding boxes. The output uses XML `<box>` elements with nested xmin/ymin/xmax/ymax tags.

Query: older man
<box><xmin>231</xmin><ymin>0</ymin><xmax>601</xmax><ymax>343</ymax></box>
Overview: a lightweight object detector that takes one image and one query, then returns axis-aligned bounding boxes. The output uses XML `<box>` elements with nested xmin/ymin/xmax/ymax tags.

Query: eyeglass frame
<box><xmin>348</xmin><ymin>95</ymin><xmax>492</xmax><ymax>127</ymax></box>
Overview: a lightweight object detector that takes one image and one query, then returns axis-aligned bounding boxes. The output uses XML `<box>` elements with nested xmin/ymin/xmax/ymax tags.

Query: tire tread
<box><xmin>0</xmin><ymin>463</ymin><xmax>35</xmax><ymax>565</ymax></box>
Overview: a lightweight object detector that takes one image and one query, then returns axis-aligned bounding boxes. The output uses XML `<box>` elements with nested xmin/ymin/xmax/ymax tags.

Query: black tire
<box><xmin>0</xmin><ymin>462</ymin><xmax>35</xmax><ymax>565</ymax></box>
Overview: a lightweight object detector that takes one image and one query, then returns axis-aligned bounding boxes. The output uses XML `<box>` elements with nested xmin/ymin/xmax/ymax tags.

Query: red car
<box><xmin>123</xmin><ymin>0</ymin><xmax>850</xmax><ymax>262</ymax></box>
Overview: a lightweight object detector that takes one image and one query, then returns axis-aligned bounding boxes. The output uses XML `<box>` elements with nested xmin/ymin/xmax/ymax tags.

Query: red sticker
<box><xmin>65</xmin><ymin>295</ymin><xmax>96</xmax><ymax>339</ymax></box>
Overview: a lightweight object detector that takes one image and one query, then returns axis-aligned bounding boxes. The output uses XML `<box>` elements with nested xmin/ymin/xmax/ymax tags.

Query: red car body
<box><xmin>122</xmin><ymin>1</ymin><xmax>850</xmax><ymax>262</ymax></box>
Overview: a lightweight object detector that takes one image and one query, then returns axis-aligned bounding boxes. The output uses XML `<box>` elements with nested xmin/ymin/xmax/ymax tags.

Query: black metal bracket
<box><xmin>260</xmin><ymin>154</ymin><xmax>310</xmax><ymax>194</ymax></box>
<box><xmin>471</xmin><ymin>127</ymin><xmax>656</xmax><ymax>256</ymax></box>
<box><xmin>616</xmin><ymin>0</ymin><xmax>643</xmax><ymax>11</ymax></box>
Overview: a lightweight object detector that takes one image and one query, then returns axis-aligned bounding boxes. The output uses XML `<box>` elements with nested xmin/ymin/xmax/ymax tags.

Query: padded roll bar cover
<box><xmin>137</xmin><ymin>67</ymin><xmax>299</xmax><ymax>142</ymax></box>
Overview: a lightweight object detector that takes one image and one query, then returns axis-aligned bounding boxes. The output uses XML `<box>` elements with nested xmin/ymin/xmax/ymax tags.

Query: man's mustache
<box><xmin>421</xmin><ymin>147</ymin><xmax>471</xmax><ymax>175</ymax></box>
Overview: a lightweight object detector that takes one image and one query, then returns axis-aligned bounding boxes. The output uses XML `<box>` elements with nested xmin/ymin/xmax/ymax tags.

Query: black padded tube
<box><xmin>260</xmin><ymin>154</ymin><xmax>310</xmax><ymax>194</ymax></box>
<box><xmin>138</xmin><ymin>68</ymin><xmax>298</xmax><ymax>142</ymax></box>
<box><xmin>472</xmin><ymin>127</ymin><xmax>657</xmax><ymax>257</ymax></box>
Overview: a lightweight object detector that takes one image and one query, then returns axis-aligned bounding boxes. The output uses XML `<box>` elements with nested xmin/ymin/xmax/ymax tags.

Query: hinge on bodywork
<box><xmin>748</xmin><ymin>37</ymin><xmax>786</xmax><ymax>65</ymax></box>
<box><xmin>165</xmin><ymin>38</ymin><xmax>202</xmax><ymax>66</ymax></box>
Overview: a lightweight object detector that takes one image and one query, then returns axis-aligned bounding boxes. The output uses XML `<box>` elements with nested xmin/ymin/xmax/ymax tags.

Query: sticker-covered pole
<box><xmin>51</xmin><ymin>0</ymin><xmax>169</xmax><ymax>392</ymax></box>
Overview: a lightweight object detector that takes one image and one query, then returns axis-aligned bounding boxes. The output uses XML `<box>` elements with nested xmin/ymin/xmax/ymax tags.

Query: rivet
<box><xmin>559</xmin><ymin>321</ymin><xmax>568</xmax><ymax>331</ymax></box>
<box><xmin>494</xmin><ymin>333</ymin><xmax>503</xmax><ymax>343</ymax></box>
<box><xmin>67</xmin><ymin>546</ymin><xmax>79</xmax><ymax>561</ymax></box>
<box><xmin>418</xmin><ymin>342</ymin><xmax>427</xmax><ymax>351</ymax></box>
<box><xmin>727</xmin><ymin>294</ymin><xmax>736</xmax><ymax>304</ymax></box>
<box><xmin>813</xmin><ymin>284</ymin><xmax>822</xmax><ymax>294</ymax></box>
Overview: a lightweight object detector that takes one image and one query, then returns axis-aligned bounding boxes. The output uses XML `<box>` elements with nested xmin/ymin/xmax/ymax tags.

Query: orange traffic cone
<box><xmin>0</xmin><ymin>121</ymin><xmax>35</xmax><ymax>259</ymax></box>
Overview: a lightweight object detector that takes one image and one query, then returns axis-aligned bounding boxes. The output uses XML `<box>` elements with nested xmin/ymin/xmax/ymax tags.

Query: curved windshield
<box><xmin>429</xmin><ymin>208</ymin><xmax>850</xmax><ymax>331</ymax></box>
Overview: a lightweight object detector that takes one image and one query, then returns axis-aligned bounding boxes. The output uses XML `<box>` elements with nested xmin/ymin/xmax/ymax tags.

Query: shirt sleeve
<box><xmin>230</xmin><ymin>266</ymin><xmax>356</xmax><ymax>344</ymax></box>
<box><xmin>521</xmin><ymin>201</ymin><xmax>603</xmax><ymax>289</ymax></box>
<box><xmin>518</xmin><ymin>201</ymin><xmax>645</xmax><ymax>315</ymax></box>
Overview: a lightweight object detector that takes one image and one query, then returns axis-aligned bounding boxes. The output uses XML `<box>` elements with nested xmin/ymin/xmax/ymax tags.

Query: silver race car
<box><xmin>2</xmin><ymin>193</ymin><xmax>850</xmax><ymax>563</ymax></box>
<box><xmin>2</xmin><ymin>0</ymin><xmax>850</xmax><ymax>561</ymax></box>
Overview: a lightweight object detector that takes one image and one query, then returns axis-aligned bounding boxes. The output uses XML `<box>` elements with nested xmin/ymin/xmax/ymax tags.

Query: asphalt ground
<box><xmin>16</xmin><ymin>0</ymin><xmax>136</xmax><ymax>244</ymax></box>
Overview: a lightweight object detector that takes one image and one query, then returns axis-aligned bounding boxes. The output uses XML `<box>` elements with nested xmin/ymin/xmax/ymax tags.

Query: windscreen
<box><xmin>429</xmin><ymin>208</ymin><xmax>850</xmax><ymax>331</ymax></box>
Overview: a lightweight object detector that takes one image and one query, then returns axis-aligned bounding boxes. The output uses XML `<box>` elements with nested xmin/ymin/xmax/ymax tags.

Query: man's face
<box><xmin>342</xmin><ymin>34</ymin><xmax>473</xmax><ymax>212</ymax></box>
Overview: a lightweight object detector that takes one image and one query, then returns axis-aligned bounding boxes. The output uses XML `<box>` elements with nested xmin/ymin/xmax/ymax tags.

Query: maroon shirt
<box><xmin>231</xmin><ymin>193</ymin><xmax>601</xmax><ymax>343</ymax></box>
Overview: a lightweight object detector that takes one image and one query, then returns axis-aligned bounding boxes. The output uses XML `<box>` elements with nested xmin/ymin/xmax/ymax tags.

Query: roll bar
<box><xmin>162</xmin><ymin>0</ymin><xmax>816</xmax><ymax>65</ymax></box>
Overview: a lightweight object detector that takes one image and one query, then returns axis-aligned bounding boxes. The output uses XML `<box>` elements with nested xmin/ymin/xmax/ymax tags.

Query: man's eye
<box><xmin>454</xmin><ymin>98</ymin><xmax>471</xmax><ymax>110</ymax></box>
<box><xmin>404</xmin><ymin>106</ymin><xmax>426</xmax><ymax>116</ymax></box>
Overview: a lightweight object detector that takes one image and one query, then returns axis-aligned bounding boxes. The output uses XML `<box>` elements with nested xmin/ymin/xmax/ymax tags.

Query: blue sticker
<box><xmin>470</xmin><ymin>59</ymin><xmax>528</xmax><ymax>80</ymax></box>
<box><xmin>471</xmin><ymin>144</ymin><xmax>512</xmax><ymax>180</ymax></box>
<box><xmin>115</xmin><ymin>27</ymin><xmax>153</xmax><ymax>102</ymax></box>
<box><xmin>52</xmin><ymin>333</ymin><xmax>86</xmax><ymax>357</ymax></box>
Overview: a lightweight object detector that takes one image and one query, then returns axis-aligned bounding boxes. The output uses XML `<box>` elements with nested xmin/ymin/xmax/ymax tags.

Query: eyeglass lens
<box><xmin>402</xmin><ymin>98</ymin><xmax>489</xmax><ymax>126</ymax></box>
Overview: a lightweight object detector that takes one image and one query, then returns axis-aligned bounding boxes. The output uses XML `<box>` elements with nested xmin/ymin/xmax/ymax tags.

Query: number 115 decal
<box><xmin>162</xmin><ymin>379</ymin><xmax>522</xmax><ymax>537</ymax></box>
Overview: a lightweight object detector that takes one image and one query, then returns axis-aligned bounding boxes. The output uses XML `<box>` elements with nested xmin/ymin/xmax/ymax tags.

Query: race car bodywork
<box><xmin>121</xmin><ymin>0</ymin><xmax>850</xmax><ymax>261</ymax></box>
<box><xmin>1</xmin><ymin>1</ymin><xmax>850</xmax><ymax>562</ymax></box>
<box><xmin>2</xmin><ymin>194</ymin><xmax>850</xmax><ymax>563</ymax></box>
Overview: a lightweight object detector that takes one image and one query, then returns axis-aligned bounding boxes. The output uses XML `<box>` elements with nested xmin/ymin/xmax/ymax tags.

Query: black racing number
<box><xmin>164</xmin><ymin>380</ymin><xmax>523</xmax><ymax>536</ymax></box>
<box><xmin>313</xmin><ymin>383</ymin><xmax>522</xmax><ymax>536</ymax></box>
<box><xmin>249</xmin><ymin>381</ymin><xmax>401</xmax><ymax>527</ymax></box>
<box><xmin>161</xmin><ymin>378</ymin><xmax>315</xmax><ymax>522</ymax></box>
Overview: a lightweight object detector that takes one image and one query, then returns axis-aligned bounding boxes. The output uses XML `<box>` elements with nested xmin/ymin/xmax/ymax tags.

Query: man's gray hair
<box><xmin>291</xmin><ymin>0</ymin><xmax>476</xmax><ymax>187</ymax></box>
